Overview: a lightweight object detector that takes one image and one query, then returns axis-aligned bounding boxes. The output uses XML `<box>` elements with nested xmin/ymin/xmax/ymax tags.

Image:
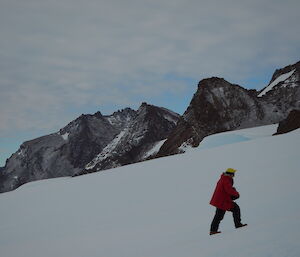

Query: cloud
<box><xmin>0</xmin><ymin>0</ymin><xmax>299</xmax><ymax>137</ymax></box>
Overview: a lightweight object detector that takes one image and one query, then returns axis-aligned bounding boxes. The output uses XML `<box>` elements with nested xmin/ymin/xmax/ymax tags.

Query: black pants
<box><xmin>210</xmin><ymin>202</ymin><xmax>242</xmax><ymax>232</ymax></box>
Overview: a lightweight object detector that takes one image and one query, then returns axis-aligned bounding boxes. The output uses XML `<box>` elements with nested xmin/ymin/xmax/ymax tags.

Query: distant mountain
<box><xmin>0</xmin><ymin>105</ymin><xmax>179</xmax><ymax>193</ymax></box>
<box><xmin>157</xmin><ymin>61</ymin><xmax>300</xmax><ymax>157</ymax></box>
<box><xmin>78</xmin><ymin>103</ymin><xmax>180</xmax><ymax>175</ymax></box>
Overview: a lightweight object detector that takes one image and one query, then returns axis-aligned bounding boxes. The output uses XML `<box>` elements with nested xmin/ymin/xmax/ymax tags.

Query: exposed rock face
<box><xmin>258</xmin><ymin>61</ymin><xmax>300</xmax><ymax>121</ymax></box>
<box><xmin>79</xmin><ymin>103</ymin><xmax>180</xmax><ymax>174</ymax></box>
<box><xmin>157</xmin><ymin>78</ymin><xmax>264</xmax><ymax>156</ymax></box>
<box><xmin>0</xmin><ymin>105</ymin><xmax>179</xmax><ymax>193</ymax></box>
<box><xmin>274</xmin><ymin>110</ymin><xmax>300</xmax><ymax>135</ymax></box>
<box><xmin>157</xmin><ymin>61</ymin><xmax>300</xmax><ymax>157</ymax></box>
<box><xmin>0</xmin><ymin>108</ymin><xmax>136</xmax><ymax>192</ymax></box>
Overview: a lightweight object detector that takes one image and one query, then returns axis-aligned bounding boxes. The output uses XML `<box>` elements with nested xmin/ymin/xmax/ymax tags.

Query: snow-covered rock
<box><xmin>258</xmin><ymin>69</ymin><xmax>296</xmax><ymax>97</ymax></box>
<box><xmin>258</xmin><ymin>61</ymin><xmax>300</xmax><ymax>121</ymax></box>
<box><xmin>157</xmin><ymin>61</ymin><xmax>300</xmax><ymax>157</ymax></box>
<box><xmin>259</xmin><ymin>61</ymin><xmax>300</xmax><ymax>97</ymax></box>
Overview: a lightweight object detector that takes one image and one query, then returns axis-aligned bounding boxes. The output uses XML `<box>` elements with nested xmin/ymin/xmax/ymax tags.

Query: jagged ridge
<box><xmin>78</xmin><ymin>103</ymin><xmax>180</xmax><ymax>175</ymax></box>
<box><xmin>0</xmin><ymin>105</ymin><xmax>179</xmax><ymax>193</ymax></box>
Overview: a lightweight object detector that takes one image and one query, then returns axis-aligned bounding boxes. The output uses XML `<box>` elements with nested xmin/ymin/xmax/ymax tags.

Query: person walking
<box><xmin>209</xmin><ymin>168</ymin><xmax>247</xmax><ymax>235</ymax></box>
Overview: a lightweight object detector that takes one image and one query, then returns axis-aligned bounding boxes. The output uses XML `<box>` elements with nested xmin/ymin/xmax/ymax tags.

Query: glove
<box><xmin>231</xmin><ymin>195</ymin><xmax>239</xmax><ymax>200</ymax></box>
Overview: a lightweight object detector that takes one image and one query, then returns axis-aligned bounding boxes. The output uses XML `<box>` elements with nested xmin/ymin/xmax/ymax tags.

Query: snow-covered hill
<box><xmin>0</xmin><ymin>125</ymin><xmax>299</xmax><ymax>257</ymax></box>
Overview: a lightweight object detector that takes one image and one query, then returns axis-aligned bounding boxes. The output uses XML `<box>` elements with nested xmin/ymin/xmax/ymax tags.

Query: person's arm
<box><xmin>224</xmin><ymin>180</ymin><xmax>240</xmax><ymax>198</ymax></box>
<box><xmin>231</xmin><ymin>187</ymin><xmax>240</xmax><ymax>200</ymax></box>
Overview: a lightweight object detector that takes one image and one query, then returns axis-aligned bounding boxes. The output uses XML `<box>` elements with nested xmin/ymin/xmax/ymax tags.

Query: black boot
<box><xmin>236</xmin><ymin>223</ymin><xmax>247</xmax><ymax>228</ymax></box>
<box><xmin>210</xmin><ymin>231</ymin><xmax>221</xmax><ymax>235</ymax></box>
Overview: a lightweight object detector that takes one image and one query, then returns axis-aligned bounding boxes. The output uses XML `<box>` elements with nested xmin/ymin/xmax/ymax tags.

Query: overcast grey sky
<box><xmin>0</xmin><ymin>0</ymin><xmax>299</xmax><ymax>165</ymax></box>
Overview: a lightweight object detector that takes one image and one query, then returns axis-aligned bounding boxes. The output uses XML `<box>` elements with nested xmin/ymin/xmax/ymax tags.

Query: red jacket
<box><xmin>210</xmin><ymin>174</ymin><xmax>240</xmax><ymax>211</ymax></box>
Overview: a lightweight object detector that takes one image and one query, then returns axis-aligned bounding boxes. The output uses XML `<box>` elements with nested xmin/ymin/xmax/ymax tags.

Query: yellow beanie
<box><xmin>226</xmin><ymin>168</ymin><xmax>237</xmax><ymax>173</ymax></box>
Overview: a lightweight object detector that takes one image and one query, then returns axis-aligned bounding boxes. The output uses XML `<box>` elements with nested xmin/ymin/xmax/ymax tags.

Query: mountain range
<box><xmin>0</xmin><ymin>60</ymin><xmax>299</xmax><ymax>193</ymax></box>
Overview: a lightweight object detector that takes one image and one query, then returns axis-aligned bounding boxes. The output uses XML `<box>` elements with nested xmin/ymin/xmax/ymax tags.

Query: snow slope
<box><xmin>142</xmin><ymin>139</ymin><xmax>167</xmax><ymax>159</ymax></box>
<box><xmin>258</xmin><ymin>69</ymin><xmax>296</xmax><ymax>97</ymax></box>
<box><xmin>198</xmin><ymin>124</ymin><xmax>278</xmax><ymax>149</ymax></box>
<box><xmin>0</xmin><ymin>126</ymin><xmax>299</xmax><ymax>257</ymax></box>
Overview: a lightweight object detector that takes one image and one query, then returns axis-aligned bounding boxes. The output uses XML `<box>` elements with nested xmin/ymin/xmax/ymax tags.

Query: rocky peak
<box><xmin>157</xmin><ymin>77</ymin><xmax>265</xmax><ymax>157</ymax></box>
<box><xmin>136</xmin><ymin>102</ymin><xmax>155</xmax><ymax>117</ymax></box>
<box><xmin>104</xmin><ymin>107</ymin><xmax>137</xmax><ymax>130</ymax></box>
<box><xmin>109</xmin><ymin>107</ymin><xmax>136</xmax><ymax>119</ymax></box>
<box><xmin>137</xmin><ymin>102</ymin><xmax>180</xmax><ymax>122</ymax></box>
<box><xmin>141</xmin><ymin>101</ymin><xmax>148</xmax><ymax>107</ymax></box>
<box><xmin>197</xmin><ymin>77</ymin><xmax>231</xmax><ymax>89</ymax></box>
<box><xmin>80</xmin><ymin>104</ymin><xmax>180</xmax><ymax>174</ymax></box>
<box><xmin>271</xmin><ymin>61</ymin><xmax>300</xmax><ymax>84</ymax></box>
<box><xmin>94</xmin><ymin>111</ymin><xmax>103</xmax><ymax>118</ymax></box>
<box><xmin>258</xmin><ymin>61</ymin><xmax>300</xmax><ymax>98</ymax></box>
<box><xmin>59</xmin><ymin>112</ymin><xmax>104</xmax><ymax>135</ymax></box>
<box><xmin>185</xmin><ymin>77</ymin><xmax>262</xmax><ymax>126</ymax></box>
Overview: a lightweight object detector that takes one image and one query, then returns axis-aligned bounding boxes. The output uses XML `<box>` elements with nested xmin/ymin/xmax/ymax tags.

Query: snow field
<box><xmin>0</xmin><ymin>126</ymin><xmax>299</xmax><ymax>257</ymax></box>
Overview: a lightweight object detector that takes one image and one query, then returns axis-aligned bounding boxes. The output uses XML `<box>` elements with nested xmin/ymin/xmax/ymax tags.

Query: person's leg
<box><xmin>231</xmin><ymin>202</ymin><xmax>243</xmax><ymax>228</ymax></box>
<box><xmin>210</xmin><ymin>208</ymin><xmax>226</xmax><ymax>232</ymax></box>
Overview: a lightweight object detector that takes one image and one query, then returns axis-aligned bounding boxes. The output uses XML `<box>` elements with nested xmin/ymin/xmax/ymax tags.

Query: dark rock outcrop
<box><xmin>157</xmin><ymin>78</ymin><xmax>265</xmax><ymax>156</ymax></box>
<box><xmin>274</xmin><ymin>110</ymin><xmax>300</xmax><ymax>135</ymax></box>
